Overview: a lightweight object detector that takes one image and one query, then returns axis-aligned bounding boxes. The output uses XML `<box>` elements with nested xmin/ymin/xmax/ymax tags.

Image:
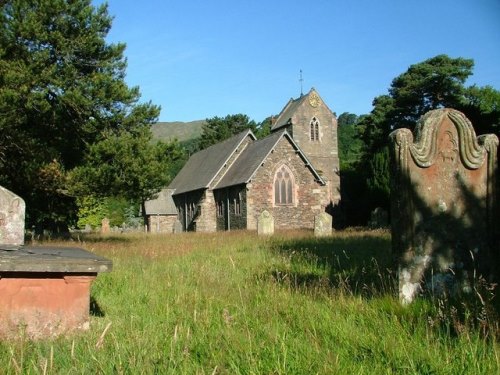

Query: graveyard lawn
<box><xmin>0</xmin><ymin>230</ymin><xmax>498</xmax><ymax>374</ymax></box>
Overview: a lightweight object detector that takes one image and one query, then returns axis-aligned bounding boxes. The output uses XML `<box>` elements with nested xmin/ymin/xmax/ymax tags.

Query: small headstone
<box><xmin>173</xmin><ymin>219</ymin><xmax>183</xmax><ymax>233</ymax></box>
<box><xmin>84</xmin><ymin>224</ymin><xmax>92</xmax><ymax>233</ymax></box>
<box><xmin>0</xmin><ymin>186</ymin><xmax>25</xmax><ymax>248</ymax></box>
<box><xmin>368</xmin><ymin>207</ymin><xmax>388</xmax><ymax>229</ymax></box>
<box><xmin>101</xmin><ymin>218</ymin><xmax>110</xmax><ymax>234</ymax></box>
<box><xmin>389</xmin><ymin>109</ymin><xmax>499</xmax><ymax>304</ymax></box>
<box><xmin>314</xmin><ymin>212</ymin><xmax>332</xmax><ymax>237</ymax></box>
<box><xmin>257</xmin><ymin>210</ymin><xmax>274</xmax><ymax>236</ymax></box>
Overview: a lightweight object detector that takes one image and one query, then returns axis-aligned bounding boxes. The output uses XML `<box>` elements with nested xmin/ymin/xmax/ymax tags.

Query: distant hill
<box><xmin>151</xmin><ymin>120</ymin><xmax>205</xmax><ymax>143</ymax></box>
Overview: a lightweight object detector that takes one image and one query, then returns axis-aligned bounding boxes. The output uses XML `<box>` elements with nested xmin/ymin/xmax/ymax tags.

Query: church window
<box><xmin>310</xmin><ymin>117</ymin><xmax>320</xmax><ymax>141</ymax></box>
<box><xmin>274</xmin><ymin>165</ymin><xmax>294</xmax><ymax>205</ymax></box>
<box><xmin>234</xmin><ymin>191</ymin><xmax>241</xmax><ymax>216</ymax></box>
<box><xmin>216</xmin><ymin>199</ymin><xmax>224</xmax><ymax>217</ymax></box>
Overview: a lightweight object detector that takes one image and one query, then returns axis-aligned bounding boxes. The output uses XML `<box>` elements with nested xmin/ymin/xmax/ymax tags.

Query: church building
<box><xmin>145</xmin><ymin>88</ymin><xmax>340</xmax><ymax>232</ymax></box>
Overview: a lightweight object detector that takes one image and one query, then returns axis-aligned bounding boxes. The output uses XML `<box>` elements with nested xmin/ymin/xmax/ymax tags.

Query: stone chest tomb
<box><xmin>389</xmin><ymin>109</ymin><xmax>498</xmax><ymax>304</ymax></box>
<box><xmin>0</xmin><ymin>186</ymin><xmax>112</xmax><ymax>339</ymax></box>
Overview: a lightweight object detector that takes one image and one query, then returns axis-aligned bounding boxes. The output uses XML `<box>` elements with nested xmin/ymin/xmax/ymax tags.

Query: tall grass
<box><xmin>1</xmin><ymin>230</ymin><xmax>498</xmax><ymax>374</ymax></box>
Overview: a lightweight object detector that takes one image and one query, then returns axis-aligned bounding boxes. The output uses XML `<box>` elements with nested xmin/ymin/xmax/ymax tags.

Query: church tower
<box><xmin>270</xmin><ymin>88</ymin><xmax>340</xmax><ymax>205</ymax></box>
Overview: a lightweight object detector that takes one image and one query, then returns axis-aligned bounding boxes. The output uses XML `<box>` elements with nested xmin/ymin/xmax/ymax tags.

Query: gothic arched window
<box><xmin>310</xmin><ymin>117</ymin><xmax>320</xmax><ymax>141</ymax></box>
<box><xmin>274</xmin><ymin>165</ymin><xmax>294</xmax><ymax>205</ymax></box>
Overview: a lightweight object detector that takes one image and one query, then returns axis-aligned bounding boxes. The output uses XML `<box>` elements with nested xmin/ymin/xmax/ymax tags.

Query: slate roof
<box><xmin>168</xmin><ymin>130</ymin><xmax>256</xmax><ymax>195</ymax></box>
<box><xmin>215</xmin><ymin>130</ymin><xmax>325</xmax><ymax>190</ymax></box>
<box><xmin>144</xmin><ymin>189</ymin><xmax>177</xmax><ymax>215</ymax></box>
<box><xmin>271</xmin><ymin>93</ymin><xmax>308</xmax><ymax>131</ymax></box>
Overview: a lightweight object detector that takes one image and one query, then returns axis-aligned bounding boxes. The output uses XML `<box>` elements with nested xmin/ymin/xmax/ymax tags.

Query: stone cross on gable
<box><xmin>0</xmin><ymin>186</ymin><xmax>25</xmax><ymax>248</ymax></box>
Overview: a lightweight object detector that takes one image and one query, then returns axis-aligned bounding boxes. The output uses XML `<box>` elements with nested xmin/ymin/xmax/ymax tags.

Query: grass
<box><xmin>0</xmin><ymin>229</ymin><xmax>498</xmax><ymax>374</ymax></box>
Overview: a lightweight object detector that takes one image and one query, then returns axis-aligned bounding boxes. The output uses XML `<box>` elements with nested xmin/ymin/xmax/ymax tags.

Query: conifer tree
<box><xmin>0</xmin><ymin>1</ymin><xmax>168</xmax><ymax>231</ymax></box>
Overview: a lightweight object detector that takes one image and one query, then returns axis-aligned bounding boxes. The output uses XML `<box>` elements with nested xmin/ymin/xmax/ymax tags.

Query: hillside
<box><xmin>151</xmin><ymin>120</ymin><xmax>205</xmax><ymax>142</ymax></box>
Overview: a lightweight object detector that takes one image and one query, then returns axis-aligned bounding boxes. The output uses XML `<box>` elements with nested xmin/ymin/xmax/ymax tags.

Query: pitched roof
<box><xmin>215</xmin><ymin>130</ymin><xmax>325</xmax><ymax>190</ymax></box>
<box><xmin>271</xmin><ymin>95</ymin><xmax>307</xmax><ymax>131</ymax></box>
<box><xmin>169</xmin><ymin>130</ymin><xmax>256</xmax><ymax>195</ymax></box>
<box><xmin>144</xmin><ymin>189</ymin><xmax>177</xmax><ymax>215</ymax></box>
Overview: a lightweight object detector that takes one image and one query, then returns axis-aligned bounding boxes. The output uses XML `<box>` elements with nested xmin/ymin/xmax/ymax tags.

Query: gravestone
<box><xmin>0</xmin><ymin>185</ymin><xmax>25</xmax><ymax>248</ymax></box>
<box><xmin>257</xmin><ymin>210</ymin><xmax>274</xmax><ymax>236</ymax></box>
<box><xmin>389</xmin><ymin>109</ymin><xmax>498</xmax><ymax>304</ymax></box>
<box><xmin>101</xmin><ymin>217</ymin><xmax>110</xmax><ymax>234</ymax></box>
<box><xmin>0</xmin><ymin>186</ymin><xmax>112</xmax><ymax>339</ymax></box>
<box><xmin>368</xmin><ymin>207</ymin><xmax>388</xmax><ymax>229</ymax></box>
<box><xmin>173</xmin><ymin>219</ymin><xmax>183</xmax><ymax>234</ymax></box>
<box><xmin>314</xmin><ymin>212</ymin><xmax>332</xmax><ymax>237</ymax></box>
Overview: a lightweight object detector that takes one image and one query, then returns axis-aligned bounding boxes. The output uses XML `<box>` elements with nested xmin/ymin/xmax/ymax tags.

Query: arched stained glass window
<box><xmin>274</xmin><ymin>165</ymin><xmax>294</xmax><ymax>205</ymax></box>
<box><xmin>310</xmin><ymin>117</ymin><xmax>320</xmax><ymax>141</ymax></box>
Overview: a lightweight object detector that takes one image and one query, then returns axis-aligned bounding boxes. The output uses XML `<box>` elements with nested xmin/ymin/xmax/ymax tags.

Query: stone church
<box><xmin>145</xmin><ymin>88</ymin><xmax>340</xmax><ymax>232</ymax></box>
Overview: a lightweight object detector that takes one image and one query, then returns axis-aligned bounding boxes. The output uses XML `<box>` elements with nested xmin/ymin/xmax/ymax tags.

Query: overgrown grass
<box><xmin>1</xmin><ymin>230</ymin><xmax>498</xmax><ymax>374</ymax></box>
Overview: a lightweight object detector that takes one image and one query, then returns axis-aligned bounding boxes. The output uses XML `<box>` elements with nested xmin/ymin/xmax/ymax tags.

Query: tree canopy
<box><xmin>349</xmin><ymin>54</ymin><xmax>500</xmax><ymax>225</ymax></box>
<box><xmin>0</xmin><ymin>0</ymin><xmax>175</xmax><ymax>231</ymax></box>
<box><xmin>197</xmin><ymin>114</ymin><xmax>257</xmax><ymax>150</ymax></box>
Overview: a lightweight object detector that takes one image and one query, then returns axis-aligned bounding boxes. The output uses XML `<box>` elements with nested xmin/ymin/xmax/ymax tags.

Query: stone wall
<box><xmin>147</xmin><ymin>214</ymin><xmax>177</xmax><ymax>233</ymax></box>
<box><xmin>193</xmin><ymin>190</ymin><xmax>217</xmax><ymax>232</ymax></box>
<box><xmin>288</xmin><ymin>95</ymin><xmax>340</xmax><ymax>203</ymax></box>
<box><xmin>247</xmin><ymin>136</ymin><xmax>329</xmax><ymax>230</ymax></box>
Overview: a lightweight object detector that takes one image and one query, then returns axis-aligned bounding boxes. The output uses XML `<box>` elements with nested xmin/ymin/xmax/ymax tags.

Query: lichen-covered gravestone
<box><xmin>389</xmin><ymin>109</ymin><xmax>498</xmax><ymax>304</ymax></box>
<box><xmin>0</xmin><ymin>185</ymin><xmax>25</xmax><ymax>248</ymax></box>
<box><xmin>314</xmin><ymin>212</ymin><xmax>332</xmax><ymax>237</ymax></box>
<box><xmin>257</xmin><ymin>210</ymin><xmax>274</xmax><ymax>236</ymax></box>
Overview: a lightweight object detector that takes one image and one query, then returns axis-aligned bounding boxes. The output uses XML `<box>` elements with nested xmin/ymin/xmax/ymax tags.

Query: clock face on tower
<box><xmin>309</xmin><ymin>92</ymin><xmax>320</xmax><ymax>107</ymax></box>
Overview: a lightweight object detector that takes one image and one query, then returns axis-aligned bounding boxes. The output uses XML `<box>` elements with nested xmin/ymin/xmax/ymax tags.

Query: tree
<box><xmin>337</xmin><ymin>116</ymin><xmax>363</xmax><ymax>171</ymax></box>
<box><xmin>0</xmin><ymin>0</ymin><xmax>160</xmax><ymax>231</ymax></box>
<box><xmin>69</xmin><ymin>128</ymin><xmax>184</xmax><ymax>227</ymax></box>
<box><xmin>255</xmin><ymin>116</ymin><xmax>272</xmax><ymax>139</ymax></box>
<box><xmin>337</xmin><ymin>112</ymin><xmax>358</xmax><ymax>127</ymax></box>
<box><xmin>355</xmin><ymin>54</ymin><xmax>500</xmax><ymax>224</ymax></box>
<box><xmin>198</xmin><ymin>114</ymin><xmax>257</xmax><ymax>150</ymax></box>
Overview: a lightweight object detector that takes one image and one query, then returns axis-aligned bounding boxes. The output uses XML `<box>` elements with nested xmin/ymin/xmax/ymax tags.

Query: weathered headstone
<box><xmin>368</xmin><ymin>207</ymin><xmax>388</xmax><ymax>229</ymax></box>
<box><xmin>0</xmin><ymin>186</ymin><xmax>25</xmax><ymax>248</ymax></box>
<box><xmin>389</xmin><ymin>109</ymin><xmax>499</xmax><ymax>304</ymax></box>
<box><xmin>101</xmin><ymin>217</ymin><xmax>110</xmax><ymax>234</ymax></box>
<box><xmin>314</xmin><ymin>212</ymin><xmax>332</xmax><ymax>237</ymax></box>
<box><xmin>173</xmin><ymin>219</ymin><xmax>183</xmax><ymax>234</ymax></box>
<box><xmin>257</xmin><ymin>210</ymin><xmax>274</xmax><ymax>236</ymax></box>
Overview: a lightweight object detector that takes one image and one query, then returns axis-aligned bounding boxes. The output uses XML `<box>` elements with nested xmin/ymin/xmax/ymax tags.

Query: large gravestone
<box><xmin>257</xmin><ymin>210</ymin><xmax>274</xmax><ymax>236</ymax></box>
<box><xmin>314</xmin><ymin>212</ymin><xmax>332</xmax><ymax>237</ymax></box>
<box><xmin>389</xmin><ymin>109</ymin><xmax>498</xmax><ymax>304</ymax></box>
<box><xmin>0</xmin><ymin>186</ymin><xmax>112</xmax><ymax>339</ymax></box>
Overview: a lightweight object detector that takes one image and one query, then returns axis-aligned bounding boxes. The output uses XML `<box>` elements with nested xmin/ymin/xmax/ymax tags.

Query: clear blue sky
<box><xmin>94</xmin><ymin>0</ymin><xmax>500</xmax><ymax>123</ymax></box>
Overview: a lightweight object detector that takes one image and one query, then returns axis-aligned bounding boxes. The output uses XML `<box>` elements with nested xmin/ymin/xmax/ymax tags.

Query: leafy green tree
<box><xmin>255</xmin><ymin>116</ymin><xmax>272</xmax><ymax>139</ymax></box>
<box><xmin>337</xmin><ymin>112</ymin><xmax>358</xmax><ymax>127</ymax></box>
<box><xmin>0</xmin><ymin>0</ymin><xmax>160</xmax><ymax>231</ymax></box>
<box><xmin>198</xmin><ymin>114</ymin><xmax>257</xmax><ymax>150</ymax></box>
<box><xmin>460</xmin><ymin>85</ymin><xmax>500</xmax><ymax>135</ymax></box>
<box><xmin>69</xmin><ymin>128</ymin><xmax>184</xmax><ymax>226</ymax></box>
<box><xmin>337</xmin><ymin>118</ymin><xmax>363</xmax><ymax>171</ymax></box>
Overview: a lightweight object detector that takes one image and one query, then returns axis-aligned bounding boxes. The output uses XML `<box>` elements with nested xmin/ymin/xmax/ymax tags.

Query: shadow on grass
<box><xmin>68</xmin><ymin>233</ymin><xmax>134</xmax><ymax>244</ymax></box>
<box><xmin>90</xmin><ymin>296</ymin><xmax>105</xmax><ymax>317</ymax></box>
<box><xmin>263</xmin><ymin>232</ymin><xmax>395</xmax><ymax>298</ymax></box>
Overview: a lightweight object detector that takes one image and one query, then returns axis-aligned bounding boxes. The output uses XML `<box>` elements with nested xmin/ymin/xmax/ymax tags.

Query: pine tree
<box><xmin>0</xmin><ymin>1</ymin><xmax>161</xmax><ymax>231</ymax></box>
